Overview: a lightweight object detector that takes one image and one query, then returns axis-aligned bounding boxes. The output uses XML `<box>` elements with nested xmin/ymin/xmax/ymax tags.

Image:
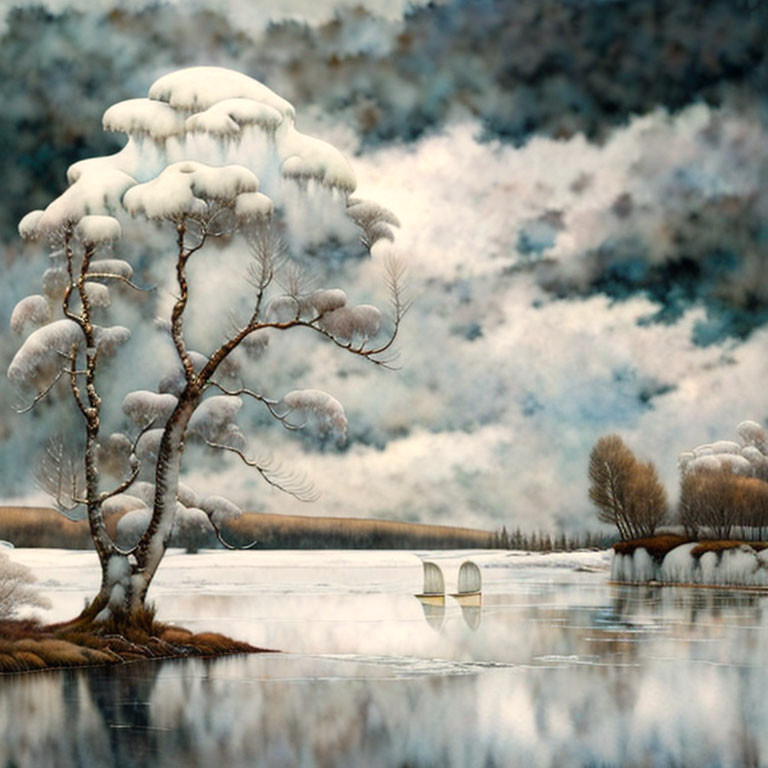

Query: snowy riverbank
<box><xmin>612</xmin><ymin>542</ymin><xmax>768</xmax><ymax>587</ymax></box>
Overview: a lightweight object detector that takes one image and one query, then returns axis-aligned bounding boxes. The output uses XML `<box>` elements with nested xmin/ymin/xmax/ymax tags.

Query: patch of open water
<box><xmin>2</xmin><ymin>548</ymin><xmax>768</xmax><ymax>766</ymax></box>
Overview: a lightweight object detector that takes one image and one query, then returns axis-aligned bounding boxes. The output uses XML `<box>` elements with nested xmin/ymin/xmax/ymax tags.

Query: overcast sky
<box><xmin>2</xmin><ymin>0</ymin><xmax>767</xmax><ymax>534</ymax></box>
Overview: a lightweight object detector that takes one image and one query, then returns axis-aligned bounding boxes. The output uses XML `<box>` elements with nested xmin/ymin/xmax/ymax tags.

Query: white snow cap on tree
<box><xmin>149</xmin><ymin>66</ymin><xmax>295</xmax><ymax>118</ymax></box>
<box><xmin>18</xmin><ymin>210</ymin><xmax>44</xmax><ymax>240</ymax></box>
<box><xmin>282</xmin><ymin>389</ymin><xmax>348</xmax><ymax>434</ymax></box>
<box><xmin>177</xmin><ymin>482</ymin><xmax>199</xmax><ymax>509</ymax></box>
<box><xmin>10</xmin><ymin>295</ymin><xmax>50</xmax><ymax>335</ymax></box>
<box><xmin>200</xmin><ymin>495</ymin><xmax>242</xmax><ymax>526</ymax></box>
<box><xmin>123</xmin><ymin>390</ymin><xmax>178</xmax><ymax>426</ymax></box>
<box><xmin>234</xmin><ymin>191</ymin><xmax>274</xmax><ymax>221</ymax></box>
<box><xmin>122</xmin><ymin>161</ymin><xmax>262</xmax><ymax>221</ymax></box>
<box><xmin>681</xmin><ymin>420</ymin><xmax>768</xmax><ymax>477</ymax></box>
<box><xmin>103</xmin><ymin>98</ymin><xmax>186</xmax><ymax>141</ymax></box>
<box><xmin>738</xmin><ymin>420</ymin><xmax>767</xmax><ymax>447</ymax></box>
<box><xmin>88</xmin><ymin>258</ymin><xmax>134</xmax><ymax>280</ymax></box>
<box><xmin>75</xmin><ymin>215</ymin><xmax>121</xmax><ymax>245</ymax></box>
<box><xmin>317</xmin><ymin>304</ymin><xmax>381</xmax><ymax>341</ymax></box>
<box><xmin>83</xmin><ymin>282</ymin><xmax>111</xmax><ymax>308</ymax></box>
<box><xmin>185</xmin><ymin>98</ymin><xmax>284</xmax><ymax>136</ymax></box>
<box><xmin>7</xmin><ymin>319</ymin><xmax>82</xmax><ymax>385</ymax></box>
<box><xmin>116</xmin><ymin>507</ymin><xmax>151</xmax><ymax>548</ymax></box>
<box><xmin>102</xmin><ymin>493</ymin><xmax>147</xmax><ymax>517</ymax></box>
<box><xmin>93</xmin><ymin>325</ymin><xmax>131</xmax><ymax>356</ymax></box>
<box><xmin>303</xmin><ymin>288</ymin><xmax>347</xmax><ymax>315</ymax></box>
<box><xmin>279</xmin><ymin>131</ymin><xmax>356</xmax><ymax>191</ymax></box>
<box><xmin>123</xmin><ymin>481</ymin><xmax>155</xmax><ymax>507</ymax></box>
<box><xmin>188</xmin><ymin>396</ymin><xmax>243</xmax><ymax>441</ymax></box>
<box><xmin>35</xmin><ymin>168</ymin><xmax>136</xmax><ymax>234</ymax></box>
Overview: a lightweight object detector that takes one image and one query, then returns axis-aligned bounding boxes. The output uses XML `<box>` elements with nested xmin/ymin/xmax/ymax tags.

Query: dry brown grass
<box><xmin>613</xmin><ymin>534</ymin><xmax>691</xmax><ymax>559</ymax></box>
<box><xmin>0</xmin><ymin>507</ymin><xmax>92</xmax><ymax>548</ymax></box>
<box><xmin>0</xmin><ymin>609</ymin><xmax>264</xmax><ymax>674</ymax></box>
<box><xmin>223</xmin><ymin>512</ymin><xmax>494</xmax><ymax>550</ymax></box>
<box><xmin>690</xmin><ymin>540</ymin><xmax>768</xmax><ymax>557</ymax></box>
<box><xmin>615</xmin><ymin>535</ymin><xmax>768</xmax><ymax>561</ymax></box>
<box><xmin>0</xmin><ymin>506</ymin><xmax>496</xmax><ymax>551</ymax></box>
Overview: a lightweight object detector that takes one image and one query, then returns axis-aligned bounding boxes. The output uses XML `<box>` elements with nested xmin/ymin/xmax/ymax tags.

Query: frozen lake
<box><xmin>3</xmin><ymin>547</ymin><xmax>768</xmax><ymax>766</ymax></box>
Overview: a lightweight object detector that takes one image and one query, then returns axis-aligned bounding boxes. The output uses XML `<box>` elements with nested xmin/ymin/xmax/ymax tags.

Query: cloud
<box><xmin>2</xmin><ymin>3</ymin><xmax>768</xmax><ymax>535</ymax></box>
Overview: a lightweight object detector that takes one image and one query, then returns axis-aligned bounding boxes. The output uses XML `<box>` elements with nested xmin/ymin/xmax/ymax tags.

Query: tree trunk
<box><xmin>81</xmin><ymin>392</ymin><xmax>200</xmax><ymax>626</ymax></box>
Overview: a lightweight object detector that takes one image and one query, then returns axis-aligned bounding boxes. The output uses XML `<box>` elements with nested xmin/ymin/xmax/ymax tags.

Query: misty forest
<box><xmin>2</xmin><ymin>1</ymin><xmax>768</xmax><ymax>767</ymax></box>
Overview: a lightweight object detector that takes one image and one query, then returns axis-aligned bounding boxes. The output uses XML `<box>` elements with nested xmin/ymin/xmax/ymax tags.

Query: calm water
<box><xmin>3</xmin><ymin>549</ymin><xmax>768</xmax><ymax>767</ymax></box>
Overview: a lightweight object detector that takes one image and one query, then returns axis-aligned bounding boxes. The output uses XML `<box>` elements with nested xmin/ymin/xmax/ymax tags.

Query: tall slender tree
<box><xmin>9</xmin><ymin>67</ymin><xmax>406</xmax><ymax>625</ymax></box>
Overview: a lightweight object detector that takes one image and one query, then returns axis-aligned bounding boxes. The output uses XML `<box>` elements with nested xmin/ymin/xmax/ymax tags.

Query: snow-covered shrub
<box><xmin>0</xmin><ymin>553</ymin><xmax>51</xmax><ymax>619</ymax></box>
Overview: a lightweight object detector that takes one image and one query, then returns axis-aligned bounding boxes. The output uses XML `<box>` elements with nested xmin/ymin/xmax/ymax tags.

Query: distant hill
<box><xmin>0</xmin><ymin>507</ymin><xmax>495</xmax><ymax>550</ymax></box>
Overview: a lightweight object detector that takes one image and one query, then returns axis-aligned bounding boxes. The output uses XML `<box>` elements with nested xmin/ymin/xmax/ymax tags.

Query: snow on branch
<box><xmin>199</xmin><ymin>495</ymin><xmax>242</xmax><ymax>527</ymax></box>
<box><xmin>122</xmin><ymin>161</ymin><xmax>261</xmax><ymax>221</ymax></box>
<box><xmin>177</xmin><ymin>483</ymin><xmax>199</xmax><ymax>509</ymax></box>
<box><xmin>303</xmin><ymin>288</ymin><xmax>348</xmax><ymax>316</ymax></box>
<box><xmin>346</xmin><ymin>198</ymin><xmax>401</xmax><ymax>248</ymax></box>
<box><xmin>188</xmin><ymin>396</ymin><xmax>243</xmax><ymax>442</ymax></box>
<box><xmin>123</xmin><ymin>390</ymin><xmax>179</xmax><ymax>427</ymax></box>
<box><xmin>116</xmin><ymin>507</ymin><xmax>151</xmax><ymax>548</ymax></box>
<box><xmin>281</xmin><ymin>389</ymin><xmax>348</xmax><ymax>436</ymax></box>
<box><xmin>93</xmin><ymin>325</ymin><xmax>131</xmax><ymax>357</ymax></box>
<box><xmin>279</xmin><ymin>131</ymin><xmax>356</xmax><ymax>192</ymax></box>
<box><xmin>317</xmin><ymin>304</ymin><xmax>382</xmax><ymax>342</ymax></box>
<box><xmin>680</xmin><ymin>420</ymin><xmax>768</xmax><ymax>480</ymax></box>
<box><xmin>148</xmin><ymin>66</ymin><xmax>295</xmax><ymax>119</ymax></box>
<box><xmin>102</xmin><ymin>493</ymin><xmax>146</xmax><ymax>517</ymax></box>
<box><xmin>7</xmin><ymin>319</ymin><xmax>83</xmax><ymax>386</ymax></box>
<box><xmin>35</xmin><ymin>168</ymin><xmax>136</xmax><ymax>234</ymax></box>
<box><xmin>185</xmin><ymin>98</ymin><xmax>284</xmax><ymax>136</ymax></box>
<box><xmin>88</xmin><ymin>259</ymin><xmax>134</xmax><ymax>281</ymax></box>
<box><xmin>18</xmin><ymin>210</ymin><xmax>44</xmax><ymax>240</ymax></box>
<box><xmin>234</xmin><ymin>192</ymin><xmax>274</xmax><ymax>222</ymax></box>
<box><xmin>103</xmin><ymin>98</ymin><xmax>185</xmax><ymax>141</ymax></box>
<box><xmin>83</xmin><ymin>282</ymin><xmax>111</xmax><ymax>308</ymax></box>
<box><xmin>10</xmin><ymin>295</ymin><xmax>50</xmax><ymax>336</ymax></box>
<box><xmin>75</xmin><ymin>215</ymin><xmax>121</xmax><ymax>245</ymax></box>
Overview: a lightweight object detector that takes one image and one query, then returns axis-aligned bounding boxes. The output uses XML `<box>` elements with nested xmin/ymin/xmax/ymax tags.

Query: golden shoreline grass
<box><xmin>614</xmin><ymin>534</ymin><xmax>768</xmax><ymax>560</ymax></box>
<box><xmin>0</xmin><ymin>613</ymin><xmax>267</xmax><ymax>675</ymax></box>
<box><xmin>0</xmin><ymin>506</ymin><xmax>495</xmax><ymax>550</ymax></box>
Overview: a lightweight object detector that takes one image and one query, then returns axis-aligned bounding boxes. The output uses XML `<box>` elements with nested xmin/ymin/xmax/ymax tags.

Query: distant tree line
<box><xmin>588</xmin><ymin>423</ymin><xmax>768</xmax><ymax>543</ymax></box>
<box><xmin>488</xmin><ymin>527</ymin><xmax>618</xmax><ymax>551</ymax></box>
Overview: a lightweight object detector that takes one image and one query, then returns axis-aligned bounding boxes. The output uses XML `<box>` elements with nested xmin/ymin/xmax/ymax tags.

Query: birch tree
<box><xmin>8</xmin><ymin>67</ymin><xmax>405</xmax><ymax>625</ymax></box>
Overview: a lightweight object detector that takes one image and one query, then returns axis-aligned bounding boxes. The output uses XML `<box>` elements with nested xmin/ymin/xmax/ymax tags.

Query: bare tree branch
<box><xmin>202</xmin><ymin>509</ymin><xmax>259</xmax><ymax>551</ymax></box>
<box><xmin>13</xmin><ymin>369</ymin><xmax>64</xmax><ymax>414</ymax></box>
<box><xmin>35</xmin><ymin>437</ymin><xmax>87</xmax><ymax>515</ymax></box>
<box><xmin>208</xmin><ymin>380</ymin><xmax>305</xmax><ymax>430</ymax></box>
<box><xmin>98</xmin><ymin>418</ymin><xmax>157</xmax><ymax>503</ymax></box>
<box><xmin>204</xmin><ymin>439</ymin><xmax>318</xmax><ymax>502</ymax></box>
<box><xmin>83</xmin><ymin>272</ymin><xmax>154</xmax><ymax>293</ymax></box>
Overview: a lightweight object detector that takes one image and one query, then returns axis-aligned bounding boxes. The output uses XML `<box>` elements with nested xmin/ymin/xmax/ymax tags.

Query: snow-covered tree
<box><xmin>9</xmin><ymin>67</ymin><xmax>405</xmax><ymax>625</ymax></box>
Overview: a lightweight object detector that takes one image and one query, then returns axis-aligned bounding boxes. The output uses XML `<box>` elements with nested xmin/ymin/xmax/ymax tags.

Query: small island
<box><xmin>589</xmin><ymin>423</ymin><xmax>768</xmax><ymax>588</ymax></box>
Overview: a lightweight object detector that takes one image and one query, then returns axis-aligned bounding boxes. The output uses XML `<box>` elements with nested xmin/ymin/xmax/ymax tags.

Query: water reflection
<box><xmin>5</xmin><ymin>556</ymin><xmax>768</xmax><ymax>766</ymax></box>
